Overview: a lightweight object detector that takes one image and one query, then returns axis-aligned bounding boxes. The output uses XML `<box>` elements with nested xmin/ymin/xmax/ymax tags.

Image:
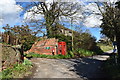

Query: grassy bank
<box><xmin>0</xmin><ymin>59</ymin><xmax>33</xmax><ymax>79</ymax></box>
<box><xmin>97</xmin><ymin>43</ymin><xmax>113</xmax><ymax>52</ymax></box>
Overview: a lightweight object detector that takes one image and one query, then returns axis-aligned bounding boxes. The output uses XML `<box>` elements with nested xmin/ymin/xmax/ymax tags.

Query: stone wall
<box><xmin>1</xmin><ymin>44</ymin><xmax>22</xmax><ymax>70</ymax></box>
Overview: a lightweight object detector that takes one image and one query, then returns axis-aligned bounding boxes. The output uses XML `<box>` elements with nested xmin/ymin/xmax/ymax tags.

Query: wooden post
<box><xmin>71</xmin><ymin>18</ymin><xmax>74</xmax><ymax>51</ymax></box>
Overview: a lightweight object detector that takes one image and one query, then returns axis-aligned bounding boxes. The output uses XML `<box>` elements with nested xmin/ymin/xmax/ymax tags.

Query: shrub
<box><xmin>64</xmin><ymin>53</ymin><xmax>71</xmax><ymax>58</ymax></box>
<box><xmin>69</xmin><ymin>51</ymin><xmax>75</xmax><ymax>58</ymax></box>
<box><xmin>92</xmin><ymin>46</ymin><xmax>104</xmax><ymax>55</ymax></box>
<box><xmin>75</xmin><ymin>48</ymin><xmax>95</xmax><ymax>57</ymax></box>
<box><xmin>23</xmin><ymin>59</ymin><xmax>32</xmax><ymax>66</ymax></box>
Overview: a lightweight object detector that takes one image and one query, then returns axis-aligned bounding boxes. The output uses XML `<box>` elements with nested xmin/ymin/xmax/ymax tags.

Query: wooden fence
<box><xmin>0</xmin><ymin>32</ymin><xmax>19</xmax><ymax>45</ymax></box>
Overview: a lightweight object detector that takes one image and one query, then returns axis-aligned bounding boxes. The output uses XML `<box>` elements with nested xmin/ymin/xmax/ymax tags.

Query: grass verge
<box><xmin>0</xmin><ymin>59</ymin><xmax>33</xmax><ymax>79</ymax></box>
<box><xmin>25</xmin><ymin>48</ymin><xmax>95</xmax><ymax>59</ymax></box>
<box><xmin>25</xmin><ymin>52</ymin><xmax>72</xmax><ymax>59</ymax></box>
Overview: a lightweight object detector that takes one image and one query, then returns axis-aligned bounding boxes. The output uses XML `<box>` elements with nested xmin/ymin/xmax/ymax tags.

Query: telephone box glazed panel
<box><xmin>58</xmin><ymin>42</ymin><xmax>66</xmax><ymax>55</ymax></box>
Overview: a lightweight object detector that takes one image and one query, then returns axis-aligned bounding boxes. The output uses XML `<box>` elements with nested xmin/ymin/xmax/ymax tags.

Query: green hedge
<box><xmin>75</xmin><ymin>48</ymin><xmax>95</xmax><ymax>57</ymax></box>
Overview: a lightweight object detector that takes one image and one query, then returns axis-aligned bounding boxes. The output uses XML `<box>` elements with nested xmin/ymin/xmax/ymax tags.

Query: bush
<box><xmin>69</xmin><ymin>51</ymin><xmax>75</xmax><ymax>58</ymax></box>
<box><xmin>23</xmin><ymin>59</ymin><xmax>32</xmax><ymax>66</ymax></box>
<box><xmin>92</xmin><ymin>46</ymin><xmax>104</xmax><ymax>55</ymax></box>
<box><xmin>75</xmin><ymin>48</ymin><xmax>95</xmax><ymax>57</ymax></box>
<box><xmin>64</xmin><ymin>53</ymin><xmax>71</xmax><ymax>58</ymax></box>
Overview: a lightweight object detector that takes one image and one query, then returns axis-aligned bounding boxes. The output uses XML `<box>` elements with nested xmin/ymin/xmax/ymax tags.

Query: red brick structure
<box><xmin>28</xmin><ymin>38</ymin><xmax>58</xmax><ymax>55</ymax></box>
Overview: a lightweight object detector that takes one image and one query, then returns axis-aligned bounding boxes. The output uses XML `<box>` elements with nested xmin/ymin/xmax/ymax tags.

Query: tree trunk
<box><xmin>46</xmin><ymin>28</ymin><xmax>51</xmax><ymax>38</ymax></box>
<box><xmin>6</xmin><ymin>34</ymin><xmax>10</xmax><ymax>44</ymax></box>
<box><xmin>45</xmin><ymin>12</ymin><xmax>55</xmax><ymax>38</ymax></box>
<box><xmin>16</xmin><ymin>38</ymin><xmax>19</xmax><ymax>45</ymax></box>
<box><xmin>46</xmin><ymin>23</ymin><xmax>53</xmax><ymax>38</ymax></box>
<box><xmin>20</xmin><ymin>44</ymin><xmax>24</xmax><ymax>62</ymax></box>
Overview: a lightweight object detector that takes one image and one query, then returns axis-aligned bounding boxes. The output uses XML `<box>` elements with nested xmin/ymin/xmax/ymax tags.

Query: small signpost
<box><xmin>113</xmin><ymin>41</ymin><xmax>117</xmax><ymax>53</ymax></box>
<box><xmin>113</xmin><ymin>41</ymin><xmax>117</xmax><ymax>46</ymax></box>
<box><xmin>112</xmin><ymin>41</ymin><xmax>117</xmax><ymax>64</ymax></box>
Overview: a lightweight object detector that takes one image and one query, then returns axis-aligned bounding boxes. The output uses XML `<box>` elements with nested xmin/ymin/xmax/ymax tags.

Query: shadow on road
<box><xmin>67</xmin><ymin>56</ymin><xmax>111</xmax><ymax>80</ymax></box>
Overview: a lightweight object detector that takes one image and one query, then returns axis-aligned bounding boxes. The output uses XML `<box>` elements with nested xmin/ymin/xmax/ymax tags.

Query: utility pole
<box><xmin>113</xmin><ymin>35</ymin><xmax>118</xmax><ymax>64</ymax></box>
<box><xmin>71</xmin><ymin>18</ymin><xmax>74</xmax><ymax>51</ymax></box>
<box><xmin>113</xmin><ymin>35</ymin><xmax>117</xmax><ymax>49</ymax></box>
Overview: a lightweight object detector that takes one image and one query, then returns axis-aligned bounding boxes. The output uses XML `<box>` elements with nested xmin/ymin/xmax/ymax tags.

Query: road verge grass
<box><xmin>25</xmin><ymin>48</ymin><xmax>95</xmax><ymax>59</ymax></box>
<box><xmin>25</xmin><ymin>52</ymin><xmax>72</xmax><ymax>59</ymax></box>
<box><xmin>0</xmin><ymin>59</ymin><xmax>33</xmax><ymax>79</ymax></box>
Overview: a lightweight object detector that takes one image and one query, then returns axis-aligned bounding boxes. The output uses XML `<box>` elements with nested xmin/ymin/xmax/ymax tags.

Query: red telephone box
<box><xmin>58</xmin><ymin>42</ymin><xmax>66</xmax><ymax>55</ymax></box>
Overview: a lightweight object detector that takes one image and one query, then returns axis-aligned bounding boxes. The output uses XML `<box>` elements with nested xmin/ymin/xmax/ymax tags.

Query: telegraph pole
<box><xmin>113</xmin><ymin>35</ymin><xmax>117</xmax><ymax>64</ymax></box>
<box><xmin>71</xmin><ymin>18</ymin><xmax>74</xmax><ymax>51</ymax></box>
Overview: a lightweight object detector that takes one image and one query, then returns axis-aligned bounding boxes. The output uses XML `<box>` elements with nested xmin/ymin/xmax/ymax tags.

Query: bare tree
<box><xmin>23</xmin><ymin>1</ymin><xmax>82</xmax><ymax>38</ymax></box>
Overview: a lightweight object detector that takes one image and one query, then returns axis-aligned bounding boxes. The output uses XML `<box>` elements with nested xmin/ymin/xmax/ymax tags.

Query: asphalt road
<box><xmin>27</xmin><ymin>54</ymin><xmax>110</xmax><ymax>80</ymax></box>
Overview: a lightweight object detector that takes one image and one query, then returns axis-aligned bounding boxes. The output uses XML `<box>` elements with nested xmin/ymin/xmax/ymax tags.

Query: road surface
<box><xmin>26</xmin><ymin>54</ymin><xmax>111</xmax><ymax>80</ymax></box>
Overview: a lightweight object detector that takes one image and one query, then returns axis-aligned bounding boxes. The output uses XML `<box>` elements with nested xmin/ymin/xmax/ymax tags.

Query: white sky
<box><xmin>0</xmin><ymin>0</ymin><xmax>22</xmax><ymax>27</ymax></box>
